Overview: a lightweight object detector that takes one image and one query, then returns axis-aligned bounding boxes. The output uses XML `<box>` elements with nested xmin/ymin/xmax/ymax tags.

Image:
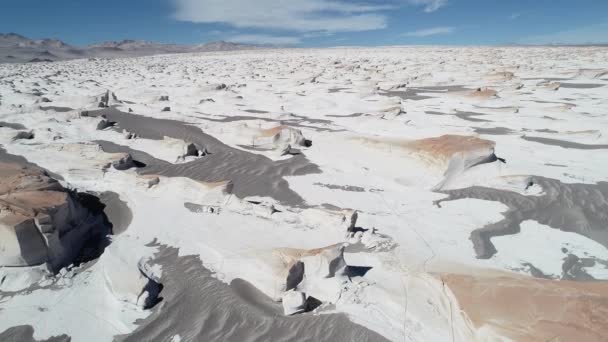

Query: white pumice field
<box><xmin>1</xmin><ymin>47</ymin><xmax>608</xmax><ymax>341</ymax></box>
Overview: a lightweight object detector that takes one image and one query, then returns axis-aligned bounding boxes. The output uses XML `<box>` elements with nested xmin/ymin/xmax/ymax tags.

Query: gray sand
<box><xmin>90</xmin><ymin>108</ymin><xmax>321</xmax><ymax>206</ymax></box>
<box><xmin>326</xmin><ymin>113</ymin><xmax>365</xmax><ymax>118</ymax></box>
<box><xmin>242</xmin><ymin>109</ymin><xmax>269</xmax><ymax>114</ymax></box>
<box><xmin>116</xmin><ymin>244</ymin><xmax>389</xmax><ymax>342</ymax></box>
<box><xmin>328</xmin><ymin>88</ymin><xmax>351</xmax><ymax>93</ymax></box>
<box><xmin>193</xmin><ymin>113</ymin><xmax>340</xmax><ymax>132</ymax></box>
<box><xmin>426</xmin><ymin>110</ymin><xmax>491</xmax><ymax>123</ymax></box>
<box><xmin>435</xmin><ymin>177</ymin><xmax>608</xmax><ymax>264</ymax></box>
<box><xmin>534</xmin><ymin>129</ymin><xmax>559</xmax><ymax>133</ymax></box>
<box><xmin>473</xmin><ymin>127</ymin><xmax>515</xmax><ymax>135</ymax></box>
<box><xmin>559</xmin><ymin>83</ymin><xmax>605</xmax><ymax>89</ymax></box>
<box><xmin>522</xmin><ymin>136</ymin><xmax>608</xmax><ymax>150</ymax></box>
<box><xmin>314</xmin><ymin>183</ymin><xmax>366</xmax><ymax>192</ymax></box>
<box><xmin>0</xmin><ymin>121</ymin><xmax>26</xmax><ymax>130</ymax></box>
<box><xmin>561</xmin><ymin>254</ymin><xmax>596</xmax><ymax>281</ymax></box>
<box><xmin>383</xmin><ymin>85</ymin><xmax>470</xmax><ymax>101</ymax></box>
<box><xmin>454</xmin><ymin>111</ymin><xmax>492</xmax><ymax>123</ymax></box>
<box><xmin>0</xmin><ymin>326</ymin><xmax>70</xmax><ymax>342</ymax></box>
<box><xmin>39</xmin><ymin>106</ymin><xmax>73</xmax><ymax>113</ymax></box>
<box><xmin>522</xmin><ymin>77</ymin><xmax>572</xmax><ymax>81</ymax></box>
<box><xmin>382</xmin><ymin>89</ymin><xmax>434</xmax><ymax>101</ymax></box>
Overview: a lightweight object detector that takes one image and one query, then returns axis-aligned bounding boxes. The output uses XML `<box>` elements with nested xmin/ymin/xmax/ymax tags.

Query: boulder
<box><xmin>285</xmin><ymin>261</ymin><xmax>305</xmax><ymax>291</ymax></box>
<box><xmin>342</xmin><ymin>210</ymin><xmax>358</xmax><ymax>233</ymax></box>
<box><xmin>111</xmin><ymin>153</ymin><xmax>135</xmax><ymax>171</ymax></box>
<box><xmin>303</xmin><ymin>245</ymin><xmax>347</xmax><ymax>279</ymax></box>
<box><xmin>282</xmin><ymin>290</ymin><xmax>307</xmax><ymax>315</ymax></box>
<box><xmin>0</xmin><ymin>163</ymin><xmax>107</xmax><ymax>271</ymax></box>
<box><xmin>96</xmin><ymin>119</ymin><xmax>115</xmax><ymax>130</ymax></box>
<box><xmin>103</xmin><ymin>253</ymin><xmax>162</xmax><ymax>309</ymax></box>
<box><xmin>279</xmin><ymin>144</ymin><xmax>293</xmax><ymax>156</ymax></box>
<box><xmin>182</xmin><ymin>143</ymin><xmax>208</xmax><ymax>158</ymax></box>
<box><xmin>146</xmin><ymin>176</ymin><xmax>160</xmax><ymax>188</ymax></box>
<box><xmin>269</xmin><ymin>126</ymin><xmax>310</xmax><ymax>147</ymax></box>
<box><xmin>98</xmin><ymin>90</ymin><xmax>120</xmax><ymax>108</ymax></box>
<box><xmin>12</xmin><ymin>131</ymin><xmax>34</xmax><ymax>141</ymax></box>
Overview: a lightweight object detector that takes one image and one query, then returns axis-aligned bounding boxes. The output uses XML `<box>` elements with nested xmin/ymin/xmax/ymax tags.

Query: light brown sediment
<box><xmin>442</xmin><ymin>272</ymin><xmax>608</xmax><ymax>342</ymax></box>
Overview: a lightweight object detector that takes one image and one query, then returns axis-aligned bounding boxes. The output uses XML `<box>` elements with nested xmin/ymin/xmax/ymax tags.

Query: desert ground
<box><xmin>1</xmin><ymin>46</ymin><xmax>608</xmax><ymax>341</ymax></box>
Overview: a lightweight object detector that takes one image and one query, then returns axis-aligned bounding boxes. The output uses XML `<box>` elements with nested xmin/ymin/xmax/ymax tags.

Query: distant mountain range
<box><xmin>0</xmin><ymin>33</ymin><xmax>261</xmax><ymax>63</ymax></box>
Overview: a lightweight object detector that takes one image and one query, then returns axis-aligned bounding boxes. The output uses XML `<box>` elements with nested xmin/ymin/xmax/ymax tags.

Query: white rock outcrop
<box><xmin>282</xmin><ymin>290</ymin><xmax>307</xmax><ymax>315</ymax></box>
<box><xmin>103</xmin><ymin>251</ymin><xmax>162</xmax><ymax>309</ymax></box>
<box><xmin>0</xmin><ymin>163</ymin><xmax>105</xmax><ymax>271</ymax></box>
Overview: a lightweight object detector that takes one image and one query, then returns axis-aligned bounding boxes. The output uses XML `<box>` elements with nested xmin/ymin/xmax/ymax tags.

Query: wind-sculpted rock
<box><xmin>0</xmin><ymin>163</ymin><xmax>108</xmax><ymax>271</ymax></box>
<box><xmin>96</xmin><ymin>119</ymin><xmax>116</xmax><ymax>130</ymax></box>
<box><xmin>103</xmin><ymin>252</ymin><xmax>162</xmax><ymax>309</ymax></box>
<box><xmin>273</xmin><ymin>126</ymin><xmax>309</xmax><ymax>147</ymax></box>
<box><xmin>342</xmin><ymin>210</ymin><xmax>358</xmax><ymax>234</ymax></box>
<box><xmin>282</xmin><ymin>290</ymin><xmax>307</xmax><ymax>315</ymax></box>
<box><xmin>98</xmin><ymin>90</ymin><xmax>120</xmax><ymax>108</ymax></box>
<box><xmin>12</xmin><ymin>131</ymin><xmax>34</xmax><ymax>141</ymax></box>
<box><xmin>111</xmin><ymin>153</ymin><xmax>135</xmax><ymax>171</ymax></box>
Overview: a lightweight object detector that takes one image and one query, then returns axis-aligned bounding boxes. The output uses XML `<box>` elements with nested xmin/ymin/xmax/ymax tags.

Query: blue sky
<box><xmin>1</xmin><ymin>0</ymin><xmax>607</xmax><ymax>46</ymax></box>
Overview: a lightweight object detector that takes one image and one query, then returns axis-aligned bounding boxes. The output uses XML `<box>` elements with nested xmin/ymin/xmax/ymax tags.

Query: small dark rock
<box><xmin>96</xmin><ymin>119</ymin><xmax>116</xmax><ymax>130</ymax></box>
<box><xmin>13</xmin><ymin>131</ymin><xmax>35</xmax><ymax>140</ymax></box>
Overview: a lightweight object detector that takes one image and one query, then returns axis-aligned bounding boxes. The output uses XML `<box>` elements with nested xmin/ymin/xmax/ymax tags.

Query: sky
<box><xmin>1</xmin><ymin>0</ymin><xmax>607</xmax><ymax>47</ymax></box>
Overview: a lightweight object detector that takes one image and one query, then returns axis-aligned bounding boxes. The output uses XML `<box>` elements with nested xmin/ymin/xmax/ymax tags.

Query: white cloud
<box><xmin>519</xmin><ymin>22</ymin><xmax>608</xmax><ymax>45</ymax></box>
<box><xmin>509</xmin><ymin>13</ymin><xmax>521</xmax><ymax>20</ymax></box>
<box><xmin>227</xmin><ymin>34</ymin><xmax>302</xmax><ymax>45</ymax></box>
<box><xmin>172</xmin><ymin>0</ymin><xmax>448</xmax><ymax>33</ymax></box>
<box><xmin>406</xmin><ymin>0</ymin><xmax>447</xmax><ymax>13</ymax></box>
<box><xmin>402</xmin><ymin>26</ymin><xmax>454</xmax><ymax>37</ymax></box>
<box><xmin>172</xmin><ymin>0</ymin><xmax>390</xmax><ymax>32</ymax></box>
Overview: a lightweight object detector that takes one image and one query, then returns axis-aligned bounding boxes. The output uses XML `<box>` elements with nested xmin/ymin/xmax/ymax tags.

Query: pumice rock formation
<box><xmin>109</xmin><ymin>153</ymin><xmax>136</xmax><ymax>171</ymax></box>
<box><xmin>2</xmin><ymin>44</ymin><xmax>608</xmax><ymax>342</ymax></box>
<box><xmin>282</xmin><ymin>289</ymin><xmax>307</xmax><ymax>315</ymax></box>
<box><xmin>0</xmin><ymin>163</ymin><xmax>108</xmax><ymax>271</ymax></box>
<box><xmin>98</xmin><ymin>90</ymin><xmax>121</xmax><ymax>108</ymax></box>
<box><xmin>268</xmin><ymin>126</ymin><xmax>311</xmax><ymax>148</ymax></box>
<box><xmin>103</xmin><ymin>251</ymin><xmax>162</xmax><ymax>309</ymax></box>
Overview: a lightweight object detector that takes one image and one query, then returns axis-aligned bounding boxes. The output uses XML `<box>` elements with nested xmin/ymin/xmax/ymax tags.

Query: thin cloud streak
<box><xmin>227</xmin><ymin>34</ymin><xmax>302</xmax><ymax>45</ymax></box>
<box><xmin>519</xmin><ymin>22</ymin><xmax>608</xmax><ymax>45</ymax></box>
<box><xmin>172</xmin><ymin>0</ymin><xmax>448</xmax><ymax>33</ymax></box>
<box><xmin>172</xmin><ymin>0</ymin><xmax>390</xmax><ymax>32</ymax></box>
<box><xmin>407</xmin><ymin>0</ymin><xmax>448</xmax><ymax>13</ymax></box>
<box><xmin>402</xmin><ymin>26</ymin><xmax>455</xmax><ymax>37</ymax></box>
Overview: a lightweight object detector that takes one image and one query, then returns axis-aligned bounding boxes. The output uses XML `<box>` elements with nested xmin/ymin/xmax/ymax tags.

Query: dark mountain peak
<box><xmin>1</xmin><ymin>34</ymin><xmax>265</xmax><ymax>63</ymax></box>
<box><xmin>36</xmin><ymin>38</ymin><xmax>70</xmax><ymax>48</ymax></box>
<box><xmin>0</xmin><ymin>32</ymin><xmax>33</xmax><ymax>47</ymax></box>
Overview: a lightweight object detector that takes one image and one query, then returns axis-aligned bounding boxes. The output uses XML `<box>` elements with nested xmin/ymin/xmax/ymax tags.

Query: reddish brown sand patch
<box><xmin>409</xmin><ymin>135</ymin><xmax>495</xmax><ymax>160</ymax></box>
<box><xmin>441</xmin><ymin>273</ymin><xmax>608</xmax><ymax>342</ymax></box>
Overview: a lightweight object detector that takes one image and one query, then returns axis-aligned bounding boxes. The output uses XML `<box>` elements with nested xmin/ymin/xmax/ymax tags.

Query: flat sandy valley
<box><xmin>1</xmin><ymin>46</ymin><xmax>608</xmax><ymax>341</ymax></box>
